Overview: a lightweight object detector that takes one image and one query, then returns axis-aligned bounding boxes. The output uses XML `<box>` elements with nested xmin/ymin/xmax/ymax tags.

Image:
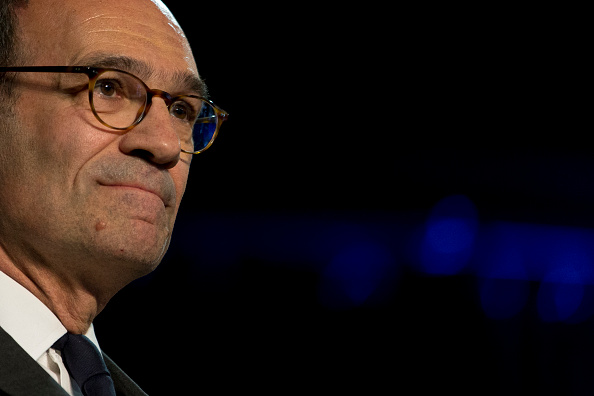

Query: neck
<box><xmin>0</xmin><ymin>252</ymin><xmax>109</xmax><ymax>334</ymax></box>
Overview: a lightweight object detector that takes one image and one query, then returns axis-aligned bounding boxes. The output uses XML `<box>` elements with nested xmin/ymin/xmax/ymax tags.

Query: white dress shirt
<box><xmin>0</xmin><ymin>270</ymin><xmax>102</xmax><ymax>396</ymax></box>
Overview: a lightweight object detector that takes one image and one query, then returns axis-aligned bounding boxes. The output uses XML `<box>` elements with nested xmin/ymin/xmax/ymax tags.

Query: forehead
<box><xmin>17</xmin><ymin>0</ymin><xmax>198</xmax><ymax>78</ymax></box>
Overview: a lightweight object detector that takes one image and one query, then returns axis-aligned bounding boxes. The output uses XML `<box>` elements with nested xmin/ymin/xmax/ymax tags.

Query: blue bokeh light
<box><xmin>479</xmin><ymin>278</ymin><xmax>530</xmax><ymax>320</ymax></box>
<box><xmin>318</xmin><ymin>241</ymin><xmax>394</xmax><ymax>309</ymax></box>
<box><xmin>426</xmin><ymin>218</ymin><xmax>476</xmax><ymax>254</ymax></box>
<box><xmin>537</xmin><ymin>264</ymin><xmax>589</xmax><ymax>323</ymax></box>
<box><xmin>533</xmin><ymin>231</ymin><xmax>593</xmax><ymax>322</ymax></box>
<box><xmin>420</xmin><ymin>195</ymin><xmax>479</xmax><ymax>275</ymax></box>
<box><xmin>476</xmin><ymin>223</ymin><xmax>530</xmax><ymax>320</ymax></box>
<box><xmin>177</xmin><ymin>207</ymin><xmax>594</xmax><ymax>322</ymax></box>
<box><xmin>537</xmin><ymin>281</ymin><xmax>585</xmax><ymax>323</ymax></box>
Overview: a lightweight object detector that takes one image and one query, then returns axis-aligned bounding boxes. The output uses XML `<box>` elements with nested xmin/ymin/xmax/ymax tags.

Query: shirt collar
<box><xmin>0</xmin><ymin>270</ymin><xmax>100</xmax><ymax>361</ymax></box>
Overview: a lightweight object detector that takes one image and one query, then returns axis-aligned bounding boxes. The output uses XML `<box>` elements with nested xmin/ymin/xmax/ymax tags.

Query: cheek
<box><xmin>23</xmin><ymin>101</ymin><xmax>116</xmax><ymax>179</ymax></box>
<box><xmin>173</xmin><ymin>160</ymin><xmax>190</xmax><ymax>198</ymax></box>
<box><xmin>7</xmin><ymin>96</ymin><xmax>118</xmax><ymax>222</ymax></box>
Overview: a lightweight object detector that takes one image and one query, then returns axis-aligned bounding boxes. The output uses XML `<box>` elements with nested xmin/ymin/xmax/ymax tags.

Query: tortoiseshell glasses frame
<box><xmin>0</xmin><ymin>66</ymin><xmax>229</xmax><ymax>154</ymax></box>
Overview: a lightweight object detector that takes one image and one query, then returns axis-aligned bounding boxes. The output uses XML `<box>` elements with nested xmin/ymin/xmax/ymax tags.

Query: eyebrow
<box><xmin>75</xmin><ymin>53</ymin><xmax>209</xmax><ymax>98</ymax></box>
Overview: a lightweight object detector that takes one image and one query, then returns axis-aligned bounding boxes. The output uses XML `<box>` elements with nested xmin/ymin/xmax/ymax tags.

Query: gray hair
<box><xmin>0</xmin><ymin>0</ymin><xmax>29</xmax><ymax>98</ymax></box>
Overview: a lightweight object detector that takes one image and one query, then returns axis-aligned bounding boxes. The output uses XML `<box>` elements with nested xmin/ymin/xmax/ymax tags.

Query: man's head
<box><xmin>0</xmin><ymin>0</ymin><xmax>202</xmax><ymax>298</ymax></box>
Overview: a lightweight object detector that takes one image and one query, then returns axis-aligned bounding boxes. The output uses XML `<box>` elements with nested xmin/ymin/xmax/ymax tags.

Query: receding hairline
<box><xmin>72</xmin><ymin>53</ymin><xmax>208</xmax><ymax>99</ymax></box>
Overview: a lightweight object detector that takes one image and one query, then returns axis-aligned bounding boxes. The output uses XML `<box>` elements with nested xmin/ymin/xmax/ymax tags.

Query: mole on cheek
<box><xmin>95</xmin><ymin>221</ymin><xmax>107</xmax><ymax>231</ymax></box>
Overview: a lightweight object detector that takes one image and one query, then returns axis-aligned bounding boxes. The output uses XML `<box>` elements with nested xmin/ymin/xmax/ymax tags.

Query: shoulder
<box><xmin>0</xmin><ymin>326</ymin><xmax>68</xmax><ymax>396</ymax></box>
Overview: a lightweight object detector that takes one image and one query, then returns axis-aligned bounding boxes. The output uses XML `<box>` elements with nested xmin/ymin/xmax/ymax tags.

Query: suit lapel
<box><xmin>1</xmin><ymin>326</ymin><xmax>147</xmax><ymax>396</ymax></box>
<box><xmin>103</xmin><ymin>353</ymin><xmax>148</xmax><ymax>396</ymax></box>
<box><xmin>0</xmin><ymin>326</ymin><xmax>68</xmax><ymax>396</ymax></box>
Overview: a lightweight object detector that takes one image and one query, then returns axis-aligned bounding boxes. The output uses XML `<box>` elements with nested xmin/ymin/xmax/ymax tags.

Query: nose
<box><xmin>118</xmin><ymin>98</ymin><xmax>181</xmax><ymax>168</ymax></box>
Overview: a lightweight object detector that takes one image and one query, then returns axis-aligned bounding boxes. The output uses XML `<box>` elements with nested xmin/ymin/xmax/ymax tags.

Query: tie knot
<box><xmin>52</xmin><ymin>333</ymin><xmax>116</xmax><ymax>396</ymax></box>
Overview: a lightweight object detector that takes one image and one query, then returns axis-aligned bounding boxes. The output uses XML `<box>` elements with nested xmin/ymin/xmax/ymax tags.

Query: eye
<box><xmin>170</xmin><ymin>100</ymin><xmax>196</xmax><ymax>122</ymax></box>
<box><xmin>95</xmin><ymin>80</ymin><xmax>120</xmax><ymax>98</ymax></box>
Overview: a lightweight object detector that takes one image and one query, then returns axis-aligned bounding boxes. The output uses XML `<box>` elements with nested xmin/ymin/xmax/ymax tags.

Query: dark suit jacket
<box><xmin>0</xmin><ymin>326</ymin><xmax>148</xmax><ymax>396</ymax></box>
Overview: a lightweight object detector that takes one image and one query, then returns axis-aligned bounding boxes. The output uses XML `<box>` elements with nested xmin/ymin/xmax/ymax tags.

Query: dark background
<box><xmin>95</xmin><ymin>3</ymin><xmax>590</xmax><ymax>394</ymax></box>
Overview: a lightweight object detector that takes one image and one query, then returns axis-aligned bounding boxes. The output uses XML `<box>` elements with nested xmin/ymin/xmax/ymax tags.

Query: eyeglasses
<box><xmin>0</xmin><ymin>66</ymin><xmax>229</xmax><ymax>154</ymax></box>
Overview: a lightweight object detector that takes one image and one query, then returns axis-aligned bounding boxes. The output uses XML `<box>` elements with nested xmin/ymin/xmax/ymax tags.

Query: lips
<box><xmin>90</xmin><ymin>159</ymin><xmax>178</xmax><ymax>209</ymax></box>
<box><xmin>99</xmin><ymin>182</ymin><xmax>172</xmax><ymax>207</ymax></box>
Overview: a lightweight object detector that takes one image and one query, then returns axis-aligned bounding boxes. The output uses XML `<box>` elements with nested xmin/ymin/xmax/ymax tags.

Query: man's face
<box><xmin>0</xmin><ymin>0</ymin><xmax>199</xmax><ymax>281</ymax></box>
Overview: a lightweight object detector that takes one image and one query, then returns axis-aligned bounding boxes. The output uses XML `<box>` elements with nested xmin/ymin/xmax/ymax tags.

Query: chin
<box><xmin>89</xmin><ymin>220</ymin><xmax>172</xmax><ymax>279</ymax></box>
<box><xmin>121</xmin><ymin>235</ymin><xmax>170</xmax><ymax>275</ymax></box>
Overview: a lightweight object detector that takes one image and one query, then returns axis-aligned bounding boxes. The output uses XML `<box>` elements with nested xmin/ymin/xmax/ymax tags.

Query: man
<box><xmin>0</xmin><ymin>0</ymin><xmax>227</xmax><ymax>394</ymax></box>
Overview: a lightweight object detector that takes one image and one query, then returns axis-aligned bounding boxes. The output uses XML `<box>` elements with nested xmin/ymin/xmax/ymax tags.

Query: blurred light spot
<box><xmin>318</xmin><ymin>241</ymin><xmax>393</xmax><ymax>310</ymax></box>
<box><xmin>479</xmin><ymin>278</ymin><xmax>530</xmax><ymax>320</ymax></box>
<box><xmin>537</xmin><ymin>250</ymin><xmax>591</xmax><ymax>322</ymax></box>
<box><xmin>476</xmin><ymin>226</ymin><xmax>530</xmax><ymax>320</ymax></box>
<box><xmin>537</xmin><ymin>281</ymin><xmax>585</xmax><ymax>322</ymax></box>
<box><xmin>420</xmin><ymin>195</ymin><xmax>478</xmax><ymax>275</ymax></box>
<box><xmin>475</xmin><ymin>222</ymin><xmax>527</xmax><ymax>279</ymax></box>
<box><xmin>426</xmin><ymin>218</ymin><xmax>475</xmax><ymax>253</ymax></box>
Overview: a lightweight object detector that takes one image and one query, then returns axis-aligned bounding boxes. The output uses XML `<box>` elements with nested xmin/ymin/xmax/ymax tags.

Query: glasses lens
<box><xmin>91</xmin><ymin>70</ymin><xmax>147</xmax><ymax>129</ymax></box>
<box><xmin>192</xmin><ymin>101</ymin><xmax>218</xmax><ymax>153</ymax></box>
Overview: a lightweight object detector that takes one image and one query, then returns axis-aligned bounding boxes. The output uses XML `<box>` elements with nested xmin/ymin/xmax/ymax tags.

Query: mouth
<box><xmin>98</xmin><ymin>182</ymin><xmax>173</xmax><ymax>208</ymax></box>
<box><xmin>92</xmin><ymin>160</ymin><xmax>178</xmax><ymax>209</ymax></box>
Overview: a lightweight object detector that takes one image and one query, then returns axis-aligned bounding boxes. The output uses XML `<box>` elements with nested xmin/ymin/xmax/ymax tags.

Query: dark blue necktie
<box><xmin>52</xmin><ymin>333</ymin><xmax>117</xmax><ymax>396</ymax></box>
